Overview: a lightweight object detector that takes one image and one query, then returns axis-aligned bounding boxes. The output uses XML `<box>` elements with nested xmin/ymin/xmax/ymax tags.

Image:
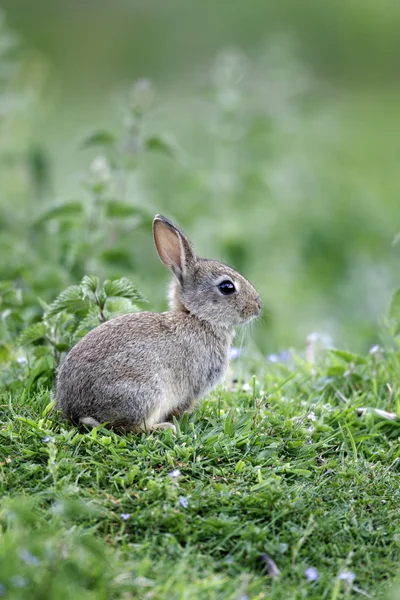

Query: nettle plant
<box><xmin>32</xmin><ymin>79</ymin><xmax>174</xmax><ymax>281</ymax></box>
<box><xmin>17</xmin><ymin>276</ymin><xmax>146</xmax><ymax>389</ymax></box>
<box><xmin>3</xmin><ymin>79</ymin><xmax>171</xmax><ymax>389</ymax></box>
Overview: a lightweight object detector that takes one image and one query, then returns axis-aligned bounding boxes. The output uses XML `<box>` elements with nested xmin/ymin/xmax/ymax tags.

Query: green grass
<box><xmin>1</xmin><ymin>347</ymin><xmax>400</xmax><ymax>599</ymax></box>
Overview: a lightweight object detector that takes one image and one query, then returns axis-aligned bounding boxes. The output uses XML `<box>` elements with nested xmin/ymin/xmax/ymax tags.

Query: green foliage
<box><xmin>0</xmin><ymin>497</ymin><xmax>125</xmax><ymax>600</ymax></box>
<box><xmin>103</xmin><ymin>277</ymin><xmax>146</xmax><ymax>302</ymax></box>
<box><xmin>33</xmin><ymin>202</ymin><xmax>84</xmax><ymax>226</ymax></box>
<box><xmin>144</xmin><ymin>135</ymin><xmax>175</xmax><ymax>158</ymax></box>
<box><xmin>8</xmin><ymin>275</ymin><xmax>146</xmax><ymax>391</ymax></box>
<box><xmin>81</xmin><ymin>129</ymin><xmax>117</xmax><ymax>148</ymax></box>
<box><xmin>1</xmin><ymin>347</ymin><xmax>400</xmax><ymax>598</ymax></box>
<box><xmin>80</xmin><ymin>275</ymin><xmax>100</xmax><ymax>299</ymax></box>
<box><xmin>18</xmin><ymin>322</ymin><xmax>47</xmax><ymax>346</ymax></box>
<box><xmin>0</xmin><ymin>281</ymin><xmax>24</xmax><ymax>370</ymax></box>
<box><xmin>46</xmin><ymin>285</ymin><xmax>85</xmax><ymax>317</ymax></box>
<box><xmin>1</xmin><ymin>10</ymin><xmax>399</xmax><ymax>354</ymax></box>
<box><xmin>389</xmin><ymin>289</ymin><xmax>400</xmax><ymax>334</ymax></box>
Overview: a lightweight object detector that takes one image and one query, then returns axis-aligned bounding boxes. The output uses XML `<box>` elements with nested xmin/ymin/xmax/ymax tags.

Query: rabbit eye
<box><xmin>218</xmin><ymin>280</ymin><xmax>236</xmax><ymax>295</ymax></box>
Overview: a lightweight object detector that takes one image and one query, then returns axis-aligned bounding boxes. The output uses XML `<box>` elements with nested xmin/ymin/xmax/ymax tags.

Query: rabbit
<box><xmin>56</xmin><ymin>214</ymin><xmax>262</xmax><ymax>433</ymax></box>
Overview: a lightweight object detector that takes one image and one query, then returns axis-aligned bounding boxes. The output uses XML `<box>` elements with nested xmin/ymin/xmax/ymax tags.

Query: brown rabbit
<box><xmin>56</xmin><ymin>215</ymin><xmax>261</xmax><ymax>432</ymax></box>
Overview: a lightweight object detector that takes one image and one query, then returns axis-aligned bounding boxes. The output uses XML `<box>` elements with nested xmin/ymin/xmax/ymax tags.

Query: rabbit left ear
<box><xmin>153</xmin><ymin>215</ymin><xmax>196</xmax><ymax>280</ymax></box>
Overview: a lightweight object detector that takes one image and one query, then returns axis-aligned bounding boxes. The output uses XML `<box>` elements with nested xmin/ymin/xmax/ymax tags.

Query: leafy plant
<box><xmin>0</xmin><ymin>496</ymin><xmax>126</xmax><ymax>600</ymax></box>
<box><xmin>388</xmin><ymin>288</ymin><xmax>400</xmax><ymax>335</ymax></box>
<box><xmin>0</xmin><ymin>281</ymin><xmax>23</xmax><ymax>366</ymax></box>
<box><xmin>27</xmin><ymin>79</ymin><xmax>176</xmax><ymax>294</ymax></box>
<box><xmin>14</xmin><ymin>275</ymin><xmax>146</xmax><ymax>389</ymax></box>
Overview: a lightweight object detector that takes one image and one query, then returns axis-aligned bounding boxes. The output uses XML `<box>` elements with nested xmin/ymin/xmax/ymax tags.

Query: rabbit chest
<box><xmin>159</xmin><ymin>318</ymin><xmax>232</xmax><ymax>408</ymax></box>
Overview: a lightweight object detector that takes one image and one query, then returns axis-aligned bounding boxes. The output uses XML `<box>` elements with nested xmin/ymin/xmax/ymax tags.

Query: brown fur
<box><xmin>56</xmin><ymin>215</ymin><xmax>261</xmax><ymax>431</ymax></box>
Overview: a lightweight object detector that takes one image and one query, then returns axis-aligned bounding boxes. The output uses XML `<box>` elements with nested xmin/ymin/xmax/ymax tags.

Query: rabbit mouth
<box><xmin>240</xmin><ymin>301</ymin><xmax>262</xmax><ymax>323</ymax></box>
<box><xmin>240</xmin><ymin>310</ymin><xmax>261</xmax><ymax>324</ymax></box>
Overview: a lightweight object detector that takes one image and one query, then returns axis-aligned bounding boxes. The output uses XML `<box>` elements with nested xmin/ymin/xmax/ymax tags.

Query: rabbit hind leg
<box><xmin>151</xmin><ymin>422</ymin><xmax>177</xmax><ymax>435</ymax></box>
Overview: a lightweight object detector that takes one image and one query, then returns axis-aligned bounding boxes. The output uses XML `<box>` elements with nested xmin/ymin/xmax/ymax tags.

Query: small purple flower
<box><xmin>279</xmin><ymin>350</ymin><xmax>292</xmax><ymax>363</ymax></box>
<box><xmin>120</xmin><ymin>513</ymin><xmax>131</xmax><ymax>521</ymax></box>
<box><xmin>369</xmin><ymin>345</ymin><xmax>380</xmax><ymax>355</ymax></box>
<box><xmin>267</xmin><ymin>353</ymin><xmax>279</xmax><ymax>363</ymax></box>
<box><xmin>338</xmin><ymin>571</ymin><xmax>356</xmax><ymax>583</ymax></box>
<box><xmin>19</xmin><ymin>549</ymin><xmax>40</xmax><ymax>566</ymax></box>
<box><xmin>229</xmin><ymin>347</ymin><xmax>241</xmax><ymax>360</ymax></box>
<box><xmin>0</xmin><ymin>583</ymin><xmax>5</xmax><ymax>597</ymax></box>
<box><xmin>305</xmin><ymin>567</ymin><xmax>319</xmax><ymax>581</ymax></box>
<box><xmin>169</xmin><ymin>469</ymin><xmax>181</xmax><ymax>478</ymax></box>
<box><xmin>179</xmin><ymin>496</ymin><xmax>188</xmax><ymax>509</ymax></box>
<box><xmin>42</xmin><ymin>436</ymin><xmax>51</xmax><ymax>443</ymax></box>
<box><xmin>17</xmin><ymin>356</ymin><xmax>27</xmax><ymax>365</ymax></box>
<box><xmin>267</xmin><ymin>351</ymin><xmax>293</xmax><ymax>365</ymax></box>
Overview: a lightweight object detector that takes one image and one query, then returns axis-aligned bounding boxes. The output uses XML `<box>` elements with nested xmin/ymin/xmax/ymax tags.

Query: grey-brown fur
<box><xmin>56</xmin><ymin>215</ymin><xmax>261</xmax><ymax>432</ymax></box>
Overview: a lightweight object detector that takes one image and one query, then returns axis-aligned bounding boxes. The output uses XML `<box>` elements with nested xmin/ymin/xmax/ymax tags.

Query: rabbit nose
<box><xmin>255</xmin><ymin>296</ymin><xmax>262</xmax><ymax>313</ymax></box>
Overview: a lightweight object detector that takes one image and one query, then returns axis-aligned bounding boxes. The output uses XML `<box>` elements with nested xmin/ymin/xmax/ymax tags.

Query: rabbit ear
<box><xmin>153</xmin><ymin>215</ymin><xmax>196</xmax><ymax>280</ymax></box>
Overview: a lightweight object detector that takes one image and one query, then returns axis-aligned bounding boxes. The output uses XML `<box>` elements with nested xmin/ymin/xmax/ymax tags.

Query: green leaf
<box><xmin>54</xmin><ymin>342</ymin><xmax>70</xmax><ymax>352</ymax></box>
<box><xmin>80</xmin><ymin>275</ymin><xmax>99</xmax><ymax>300</ymax></box>
<box><xmin>74</xmin><ymin>307</ymin><xmax>101</xmax><ymax>338</ymax></box>
<box><xmin>46</xmin><ymin>285</ymin><xmax>86</xmax><ymax>317</ymax></box>
<box><xmin>38</xmin><ymin>298</ymin><xmax>50</xmax><ymax>312</ymax></box>
<box><xmin>81</xmin><ymin>130</ymin><xmax>116</xmax><ymax>148</ymax></box>
<box><xmin>104</xmin><ymin>297</ymin><xmax>137</xmax><ymax>318</ymax></box>
<box><xmin>0</xmin><ymin>343</ymin><xmax>12</xmax><ymax>363</ymax></box>
<box><xmin>26</xmin><ymin>355</ymin><xmax>55</xmax><ymax>390</ymax></box>
<box><xmin>223</xmin><ymin>410</ymin><xmax>234</xmax><ymax>436</ymax></box>
<box><xmin>33</xmin><ymin>345</ymin><xmax>51</xmax><ymax>359</ymax></box>
<box><xmin>144</xmin><ymin>136</ymin><xmax>174</xmax><ymax>158</ymax></box>
<box><xmin>103</xmin><ymin>278</ymin><xmax>146</xmax><ymax>303</ymax></box>
<box><xmin>389</xmin><ymin>289</ymin><xmax>400</xmax><ymax>322</ymax></box>
<box><xmin>33</xmin><ymin>202</ymin><xmax>83</xmax><ymax>226</ymax></box>
<box><xmin>329</xmin><ymin>349</ymin><xmax>366</xmax><ymax>365</ymax></box>
<box><xmin>104</xmin><ymin>200</ymin><xmax>141</xmax><ymax>218</ymax></box>
<box><xmin>18</xmin><ymin>322</ymin><xmax>47</xmax><ymax>346</ymax></box>
<box><xmin>326</xmin><ymin>365</ymin><xmax>346</xmax><ymax>377</ymax></box>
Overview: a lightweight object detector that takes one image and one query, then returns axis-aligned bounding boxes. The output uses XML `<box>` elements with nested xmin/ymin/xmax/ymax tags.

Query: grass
<box><xmin>1</xmin><ymin>346</ymin><xmax>400</xmax><ymax>599</ymax></box>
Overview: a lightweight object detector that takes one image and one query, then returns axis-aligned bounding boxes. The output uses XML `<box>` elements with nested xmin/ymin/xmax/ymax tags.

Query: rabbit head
<box><xmin>153</xmin><ymin>215</ymin><xmax>262</xmax><ymax>329</ymax></box>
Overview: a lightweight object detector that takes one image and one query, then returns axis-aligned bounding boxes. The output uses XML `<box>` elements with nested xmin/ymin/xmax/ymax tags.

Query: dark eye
<box><xmin>218</xmin><ymin>280</ymin><xmax>236</xmax><ymax>295</ymax></box>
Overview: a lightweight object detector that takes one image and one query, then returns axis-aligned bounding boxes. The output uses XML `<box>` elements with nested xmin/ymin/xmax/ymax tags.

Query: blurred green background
<box><xmin>2</xmin><ymin>0</ymin><xmax>400</xmax><ymax>354</ymax></box>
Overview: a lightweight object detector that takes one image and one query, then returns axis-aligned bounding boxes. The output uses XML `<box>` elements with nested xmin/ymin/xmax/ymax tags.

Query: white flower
<box><xmin>90</xmin><ymin>155</ymin><xmax>111</xmax><ymax>186</ymax></box>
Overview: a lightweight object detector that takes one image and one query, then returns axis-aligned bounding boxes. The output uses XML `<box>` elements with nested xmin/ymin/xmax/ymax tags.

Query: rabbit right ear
<box><xmin>153</xmin><ymin>215</ymin><xmax>196</xmax><ymax>280</ymax></box>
